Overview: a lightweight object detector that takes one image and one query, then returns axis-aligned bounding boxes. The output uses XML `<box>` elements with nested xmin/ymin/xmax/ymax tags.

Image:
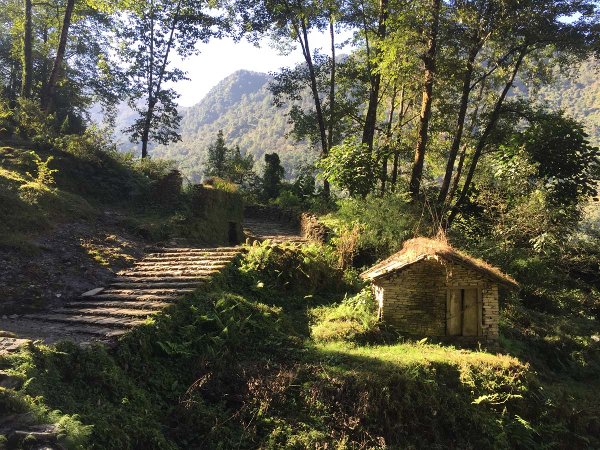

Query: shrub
<box><xmin>311</xmin><ymin>288</ymin><xmax>379</xmax><ymax>342</ymax></box>
<box><xmin>239</xmin><ymin>241</ymin><xmax>345</xmax><ymax>295</ymax></box>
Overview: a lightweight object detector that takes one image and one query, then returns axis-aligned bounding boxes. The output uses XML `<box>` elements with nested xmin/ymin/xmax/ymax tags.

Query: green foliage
<box><xmin>311</xmin><ymin>288</ymin><xmax>379</xmax><ymax>342</ymax></box>
<box><xmin>318</xmin><ymin>139</ymin><xmax>377</xmax><ymax>198</ymax></box>
<box><xmin>204</xmin><ymin>129</ymin><xmax>255</xmax><ymax>184</ymax></box>
<box><xmin>323</xmin><ymin>192</ymin><xmax>421</xmax><ymax>261</ymax></box>
<box><xmin>26</xmin><ymin>152</ymin><xmax>58</xmax><ymax>185</ymax></box>
<box><xmin>262</xmin><ymin>152</ymin><xmax>285</xmax><ymax>200</ymax></box>
<box><xmin>150</xmin><ymin>70</ymin><xmax>316</xmax><ymax>182</ymax></box>
<box><xmin>239</xmin><ymin>240</ymin><xmax>345</xmax><ymax>295</ymax></box>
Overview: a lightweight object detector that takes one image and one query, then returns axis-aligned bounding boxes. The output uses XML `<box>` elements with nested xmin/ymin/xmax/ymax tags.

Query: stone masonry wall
<box><xmin>374</xmin><ymin>256</ymin><xmax>499</xmax><ymax>340</ymax></box>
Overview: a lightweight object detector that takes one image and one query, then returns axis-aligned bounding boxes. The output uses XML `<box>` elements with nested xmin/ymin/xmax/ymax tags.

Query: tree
<box><xmin>318</xmin><ymin>139</ymin><xmax>377</xmax><ymax>198</ymax></box>
<box><xmin>507</xmin><ymin>107</ymin><xmax>599</xmax><ymax>207</ymax></box>
<box><xmin>118</xmin><ymin>0</ymin><xmax>222</xmax><ymax>158</ymax></box>
<box><xmin>21</xmin><ymin>0</ymin><xmax>32</xmax><ymax>98</ymax></box>
<box><xmin>40</xmin><ymin>0</ymin><xmax>76</xmax><ymax>110</ymax></box>
<box><xmin>257</xmin><ymin>0</ymin><xmax>345</xmax><ymax>197</ymax></box>
<box><xmin>204</xmin><ymin>130</ymin><xmax>256</xmax><ymax>184</ymax></box>
<box><xmin>204</xmin><ymin>130</ymin><xmax>228</xmax><ymax>178</ymax></box>
<box><xmin>408</xmin><ymin>0</ymin><xmax>441</xmax><ymax>199</ymax></box>
<box><xmin>262</xmin><ymin>152</ymin><xmax>285</xmax><ymax>200</ymax></box>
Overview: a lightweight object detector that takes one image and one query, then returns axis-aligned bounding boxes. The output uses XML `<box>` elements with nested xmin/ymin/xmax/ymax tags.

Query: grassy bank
<box><xmin>2</xmin><ymin>243</ymin><xmax>598</xmax><ymax>449</ymax></box>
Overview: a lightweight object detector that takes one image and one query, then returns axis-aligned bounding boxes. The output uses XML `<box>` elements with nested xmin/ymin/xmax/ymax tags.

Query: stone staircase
<box><xmin>0</xmin><ymin>247</ymin><xmax>241</xmax><ymax>345</ymax></box>
<box><xmin>244</xmin><ymin>217</ymin><xmax>308</xmax><ymax>244</ymax></box>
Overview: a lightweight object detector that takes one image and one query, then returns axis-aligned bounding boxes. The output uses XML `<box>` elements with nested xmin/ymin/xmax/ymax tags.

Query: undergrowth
<box><xmin>2</xmin><ymin>244</ymin><xmax>598</xmax><ymax>449</ymax></box>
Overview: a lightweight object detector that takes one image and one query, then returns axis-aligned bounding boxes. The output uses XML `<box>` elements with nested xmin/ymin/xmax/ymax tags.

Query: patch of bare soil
<box><xmin>0</xmin><ymin>210</ymin><xmax>148</xmax><ymax>315</ymax></box>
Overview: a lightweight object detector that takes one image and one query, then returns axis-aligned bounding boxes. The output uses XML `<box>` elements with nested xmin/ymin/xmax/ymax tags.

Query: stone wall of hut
<box><xmin>373</xmin><ymin>256</ymin><xmax>499</xmax><ymax>340</ymax></box>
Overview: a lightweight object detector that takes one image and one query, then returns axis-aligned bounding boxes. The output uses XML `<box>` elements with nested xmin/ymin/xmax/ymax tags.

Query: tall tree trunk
<box><xmin>361</xmin><ymin>0</ymin><xmax>388</xmax><ymax>152</ymax></box>
<box><xmin>380</xmin><ymin>84</ymin><xmax>398</xmax><ymax>195</ymax></box>
<box><xmin>297</xmin><ymin>17</ymin><xmax>330</xmax><ymax>197</ymax></box>
<box><xmin>437</xmin><ymin>45</ymin><xmax>479</xmax><ymax>204</ymax></box>
<box><xmin>447</xmin><ymin>143</ymin><xmax>467</xmax><ymax>205</ymax></box>
<box><xmin>390</xmin><ymin>151</ymin><xmax>399</xmax><ymax>191</ymax></box>
<box><xmin>409</xmin><ymin>0</ymin><xmax>441</xmax><ymax>200</ymax></box>
<box><xmin>21</xmin><ymin>0</ymin><xmax>33</xmax><ymax>98</ymax></box>
<box><xmin>40</xmin><ymin>0</ymin><xmax>75</xmax><ymax>110</ymax></box>
<box><xmin>447</xmin><ymin>48</ymin><xmax>526</xmax><ymax>226</ymax></box>
<box><xmin>140</xmin><ymin>0</ymin><xmax>181</xmax><ymax>158</ymax></box>
<box><xmin>325</xmin><ymin>13</ymin><xmax>336</xmax><ymax>198</ymax></box>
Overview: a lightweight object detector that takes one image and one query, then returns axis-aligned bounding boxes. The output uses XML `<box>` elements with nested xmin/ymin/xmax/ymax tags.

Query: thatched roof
<box><xmin>360</xmin><ymin>237</ymin><xmax>518</xmax><ymax>288</ymax></box>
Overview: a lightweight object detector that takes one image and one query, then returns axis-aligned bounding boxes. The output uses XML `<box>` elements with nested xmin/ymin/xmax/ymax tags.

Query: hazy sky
<box><xmin>172</xmin><ymin>31</ymin><xmax>352</xmax><ymax>107</ymax></box>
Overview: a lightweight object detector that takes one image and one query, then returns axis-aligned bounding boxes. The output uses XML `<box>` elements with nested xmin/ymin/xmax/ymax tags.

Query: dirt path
<box><xmin>0</xmin><ymin>217</ymin><xmax>306</xmax><ymax>353</ymax></box>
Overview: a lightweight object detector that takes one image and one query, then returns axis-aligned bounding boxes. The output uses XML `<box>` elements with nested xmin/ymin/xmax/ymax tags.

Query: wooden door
<box><xmin>446</xmin><ymin>289</ymin><xmax>462</xmax><ymax>336</ymax></box>
<box><xmin>462</xmin><ymin>288</ymin><xmax>479</xmax><ymax>336</ymax></box>
<box><xmin>446</xmin><ymin>288</ymin><xmax>480</xmax><ymax>336</ymax></box>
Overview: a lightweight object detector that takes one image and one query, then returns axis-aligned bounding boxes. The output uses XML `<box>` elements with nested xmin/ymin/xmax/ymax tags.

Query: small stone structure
<box><xmin>361</xmin><ymin>238</ymin><xmax>518</xmax><ymax>342</ymax></box>
<box><xmin>190</xmin><ymin>184</ymin><xmax>244</xmax><ymax>244</ymax></box>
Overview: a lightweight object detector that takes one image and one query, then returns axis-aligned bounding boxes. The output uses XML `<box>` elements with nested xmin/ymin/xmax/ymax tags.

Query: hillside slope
<box><xmin>152</xmin><ymin>61</ymin><xmax>599</xmax><ymax>181</ymax></box>
<box><xmin>153</xmin><ymin>70</ymin><xmax>315</xmax><ymax>182</ymax></box>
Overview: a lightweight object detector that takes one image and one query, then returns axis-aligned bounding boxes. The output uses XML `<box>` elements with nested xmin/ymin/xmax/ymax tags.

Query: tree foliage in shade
<box><xmin>498</xmin><ymin>105</ymin><xmax>600</xmax><ymax>207</ymax></box>
<box><xmin>262</xmin><ymin>152</ymin><xmax>285</xmax><ymax>200</ymax></box>
<box><xmin>204</xmin><ymin>129</ymin><xmax>255</xmax><ymax>185</ymax></box>
<box><xmin>318</xmin><ymin>139</ymin><xmax>377</xmax><ymax>198</ymax></box>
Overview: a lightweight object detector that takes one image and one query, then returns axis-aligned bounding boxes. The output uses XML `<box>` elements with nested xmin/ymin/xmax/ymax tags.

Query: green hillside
<box><xmin>152</xmin><ymin>70</ymin><xmax>315</xmax><ymax>182</ymax></box>
<box><xmin>151</xmin><ymin>61</ymin><xmax>599</xmax><ymax>182</ymax></box>
<box><xmin>515</xmin><ymin>58</ymin><xmax>600</xmax><ymax>145</ymax></box>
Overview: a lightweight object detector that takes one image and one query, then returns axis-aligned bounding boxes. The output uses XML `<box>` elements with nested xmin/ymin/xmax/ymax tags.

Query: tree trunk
<box><xmin>141</xmin><ymin>98</ymin><xmax>156</xmax><ymax>159</ymax></box>
<box><xmin>361</xmin><ymin>0</ymin><xmax>388</xmax><ymax>152</ymax></box>
<box><xmin>41</xmin><ymin>0</ymin><xmax>75</xmax><ymax>110</ymax></box>
<box><xmin>447</xmin><ymin>49</ymin><xmax>526</xmax><ymax>226</ymax></box>
<box><xmin>21</xmin><ymin>0</ymin><xmax>33</xmax><ymax>98</ymax></box>
<box><xmin>391</xmin><ymin>151</ymin><xmax>399</xmax><ymax>191</ymax></box>
<box><xmin>298</xmin><ymin>17</ymin><xmax>330</xmax><ymax>197</ymax></box>
<box><xmin>447</xmin><ymin>143</ymin><xmax>467</xmax><ymax>206</ymax></box>
<box><xmin>140</xmin><ymin>0</ymin><xmax>180</xmax><ymax>159</ymax></box>
<box><xmin>380</xmin><ymin>84</ymin><xmax>398</xmax><ymax>195</ymax></box>
<box><xmin>437</xmin><ymin>45</ymin><xmax>479</xmax><ymax>204</ymax></box>
<box><xmin>325</xmin><ymin>13</ymin><xmax>336</xmax><ymax>198</ymax></box>
<box><xmin>409</xmin><ymin>0</ymin><xmax>441</xmax><ymax>200</ymax></box>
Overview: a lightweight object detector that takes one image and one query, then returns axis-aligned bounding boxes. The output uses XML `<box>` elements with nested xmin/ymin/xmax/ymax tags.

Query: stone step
<box><xmin>114</xmin><ymin>275</ymin><xmax>212</xmax><ymax>283</ymax></box>
<box><xmin>66</xmin><ymin>300</ymin><xmax>171</xmax><ymax>310</ymax></box>
<box><xmin>26</xmin><ymin>313</ymin><xmax>144</xmax><ymax>328</ymax></box>
<box><xmin>53</xmin><ymin>307</ymin><xmax>160</xmax><ymax>318</ymax></box>
<box><xmin>98</xmin><ymin>288</ymin><xmax>194</xmax><ymax>296</ymax></box>
<box><xmin>109</xmin><ymin>281</ymin><xmax>206</xmax><ymax>289</ymax></box>
<box><xmin>141</xmin><ymin>255</ymin><xmax>238</xmax><ymax>263</ymax></box>
<box><xmin>150</xmin><ymin>246</ymin><xmax>241</xmax><ymax>253</ymax></box>
<box><xmin>118</xmin><ymin>268</ymin><xmax>225</xmax><ymax>277</ymax></box>
<box><xmin>86</xmin><ymin>293</ymin><xmax>181</xmax><ymax>302</ymax></box>
<box><xmin>146</xmin><ymin>250</ymin><xmax>239</xmax><ymax>256</ymax></box>
<box><xmin>131</xmin><ymin>262</ymin><xmax>231</xmax><ymax>269</ymax></box>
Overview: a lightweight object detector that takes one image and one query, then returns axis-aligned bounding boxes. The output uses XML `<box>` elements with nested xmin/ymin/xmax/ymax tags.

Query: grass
<box><xmin>3</xmin><ymin>244</ymin><xmax>598</xmax><ymax>449</ymax></box>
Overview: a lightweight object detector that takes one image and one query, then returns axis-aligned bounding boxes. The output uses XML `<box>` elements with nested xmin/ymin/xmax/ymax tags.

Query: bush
<box><xmin>311</xmin><ymin>288</ymin><xmax>380</xmax><ymax>342</ymax></box>
<box><xmin>239</xmin><ymin>241</ymin><xmax>346</xmax><ymax>295</ymax></box>
<box><xmin>323</xmin><ymin>192</ymin><xmax>421</xmax><ymax>264</ymax></box>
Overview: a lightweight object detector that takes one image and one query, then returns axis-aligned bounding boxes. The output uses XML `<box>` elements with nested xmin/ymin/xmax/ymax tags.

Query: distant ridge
<box><xmin>149</xmin><ymin>60</ymin><xmax>598</xmax><ymax>180</ymax></box>
<box><xmin>153</xmin><ymin>70</ymin><xmax>314</xmax><ymax>182</ymax></box>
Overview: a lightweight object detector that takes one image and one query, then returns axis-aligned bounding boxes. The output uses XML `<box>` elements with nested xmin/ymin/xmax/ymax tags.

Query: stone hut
<box><xmin>361</xmin><ymin>238</ymin><xmax>518</xmax><ymax>342</ymax></box>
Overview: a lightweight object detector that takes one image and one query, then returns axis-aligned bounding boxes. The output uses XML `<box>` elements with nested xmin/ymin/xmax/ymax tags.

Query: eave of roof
<box><xmin>360</xmin><ymin>238</ymin><xmax>519</xmax><ymax>289</ymax></box>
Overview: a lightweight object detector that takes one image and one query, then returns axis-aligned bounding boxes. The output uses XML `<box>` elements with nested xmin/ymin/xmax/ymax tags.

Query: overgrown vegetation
<box><xmin>3</xmin><ymin>244</ymin><xmax>598</xmax><ymax>449</ymax></box>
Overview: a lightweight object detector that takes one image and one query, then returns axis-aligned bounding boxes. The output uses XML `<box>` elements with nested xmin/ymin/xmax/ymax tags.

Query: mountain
<box><xmin>514</xmin><ymin>58</ymin><xmax>600</xmax><ymax>145</ymax></box>
<box><xmin>149</xmin><ymin>60</ymin><xmax>599</xmax><ymax>182</ymax></box>
<box><xmin>152</xmin><ymin>70</ymin><xmax>315</xmax><ymax>182</ymax></box>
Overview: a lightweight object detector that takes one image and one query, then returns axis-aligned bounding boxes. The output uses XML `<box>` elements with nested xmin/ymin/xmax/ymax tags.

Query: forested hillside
<box><xmin>153</xmin><ymin>71</ymin><xmax>314</xmax><ymax>181</ymax></box>
<box><xmin>151</xmin><ymin>60</ymin><xmax>599</xmax><ymax>181</ymax></box>
<box><xmin>515</xmin><ymin>59</ymin><xmax>600</xmax><ymax>145</ymax></box>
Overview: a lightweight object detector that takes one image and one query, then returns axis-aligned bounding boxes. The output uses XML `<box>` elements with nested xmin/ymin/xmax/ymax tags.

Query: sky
<box><xmin>172</xmin><ymin>31</ymin><xmax>353</xmax><ymax>107</ymax></box>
